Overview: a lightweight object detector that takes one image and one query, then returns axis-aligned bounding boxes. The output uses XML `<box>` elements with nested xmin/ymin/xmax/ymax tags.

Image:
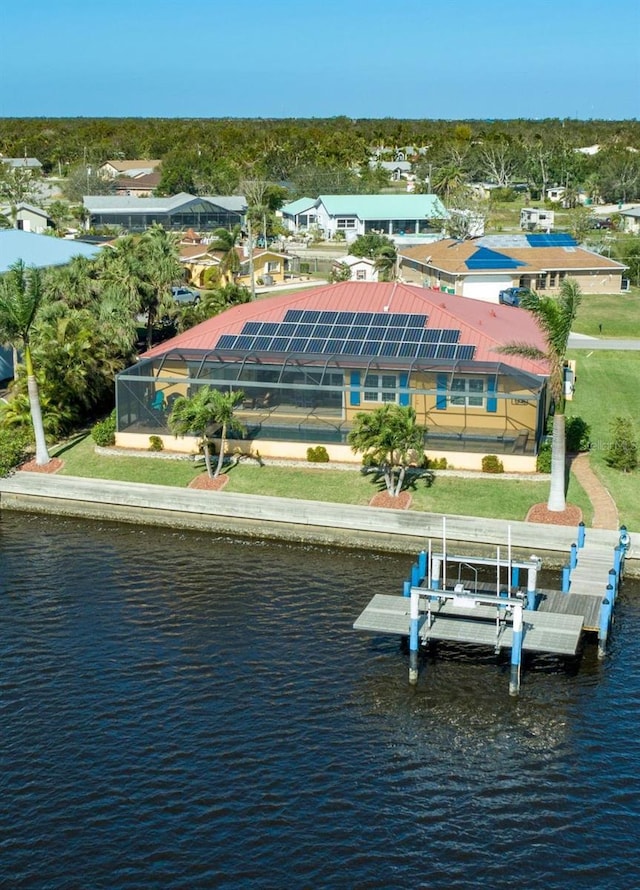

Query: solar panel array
<box><xmin>526</xmin><ymin>233</ymin><xmax>577</xmax><ymax>248</ymax></box>
<box><xmin>215</xmin><ymin>310</ymin><xmax>476</xmax><ymax>361</ymax></box>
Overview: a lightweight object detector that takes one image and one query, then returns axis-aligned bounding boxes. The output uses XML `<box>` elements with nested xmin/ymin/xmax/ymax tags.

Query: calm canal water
<box><xmin>1</xmin><ymin>513</ymin><xmax>638</xmax><ymax>890</ymax></box>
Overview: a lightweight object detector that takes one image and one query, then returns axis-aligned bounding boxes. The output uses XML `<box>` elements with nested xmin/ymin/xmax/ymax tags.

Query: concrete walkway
<box><xmin>570</xmin><ymin>453</ymin><xmax>619</xmax><ymax>530</ymax></box>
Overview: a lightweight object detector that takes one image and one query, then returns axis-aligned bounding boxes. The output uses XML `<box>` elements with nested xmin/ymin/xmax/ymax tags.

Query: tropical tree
<box><xmin>347</xmin><ymin>404</ymin><xmax>426</xmax><ymax>497</ymax></box>
<box><xmin>208</xmin><ymin>225</ymin><xmax>242</xmax><ymax>282</ymax></box>
<box><xmin>168</xmin><ymin>386</ymin><xmax>245</xmax><ymax>478</ymax></box>
<box><xmin>0</xmin><ymin>261</ymin><xmax>50</xmax><ymax>464</ymax></box>
<box><xmin>500</xmin><ymin>278</ymin><xmax>583</xmax><ymax>512</ymax></box>
<box><xmin>374</xmin><ymin>244</ymin><xmax>397</xmax><ymax>281</ymax></box>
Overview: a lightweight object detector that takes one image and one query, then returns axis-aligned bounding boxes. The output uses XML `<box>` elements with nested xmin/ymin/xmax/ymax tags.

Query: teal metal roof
<box><xmin>317</xmin><ymin>194</ymin><xmax>448</xmax><ymax>219</ymax></box>
<box><xmin>281</xmin><ymin>197</ymin><xmax>316</xmax><ymax>216</ymax></box>
<box><xmin>0</xmin><ymin>230</ymin><xmax>101</xmax><ymax>274</ymax></box>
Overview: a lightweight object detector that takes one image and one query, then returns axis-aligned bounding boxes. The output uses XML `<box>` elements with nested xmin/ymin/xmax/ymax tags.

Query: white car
<box><xmin>171</xmin><ymin>286</ymin><xmax>200</xmax><ymax>304</ymax></box>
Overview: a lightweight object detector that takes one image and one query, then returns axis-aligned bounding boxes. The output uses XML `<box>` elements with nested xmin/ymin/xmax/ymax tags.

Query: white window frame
<box><xmin>356</xmin><ymin>269</ymin><xmax>367</xmax><ymax>281</ymax></box>
<box><xmin>450</xmin><ymin>377</ymin><xmax>485</xmax><ymax>407</ymax></box>
<box><xmin>336</xmin><ymin>217</ymin><xmax>357</xmax><ymax>230</ymax></box>
<box><xmin>363</xmin><ymin>373</ymin><xmax>397</xmax><ymax>403</ymax></box>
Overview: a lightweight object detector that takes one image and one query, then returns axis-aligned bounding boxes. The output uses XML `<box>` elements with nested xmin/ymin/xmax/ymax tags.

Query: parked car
<box><xmin>171</xmin><ymin>286</ymin><xmax>200</xmax><ymax>304</ymax></box>
<box><xmin>589</xmin><ymin>217</ymin><xmax>614</xmax><ymax>230</ymax></box>
<box><xmin>498</xmin><ymin>286</ymin><xmax>530</xmax><ymax>307</ymax></box>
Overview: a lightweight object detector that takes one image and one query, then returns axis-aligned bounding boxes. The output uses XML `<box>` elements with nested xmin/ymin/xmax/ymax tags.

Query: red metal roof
<box><xmin>143</xmin><ymin>281</ymin><xmax>549</xmax><ymax>376</ymax></box>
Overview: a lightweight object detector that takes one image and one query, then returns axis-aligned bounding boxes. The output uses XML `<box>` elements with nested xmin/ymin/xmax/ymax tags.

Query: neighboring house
<box><xmin>114</xmin><ymin>172</ymin><xmax>161</xmax><ymax>197</ymax></box>
<box><xmin>280</xmin><ymin>197</ymin><xmax>318</xmax><ymax>233</ymax></box>
<box><xmin>83</xmin><ymin>193</ymin><xmax>247</xmax><ymax>233</ymax></box>
<box><xmin>284</xmin><ymin>194</ymin><xmax>448</xmax><ymax>242</ymax></box>
<box><xmin>332</xmin><ymin>255</ymin><xmax>379</xmax><ymax>282</ymax></box>
<box><xmin>398</xmin><ymin>234</ymin><xmax>627</xmax><ymax>301</ymax></box>
<box><xmin>619</xmin><ymin>207</ymin><xmax>640</xmax><ymax>234</ymax></box>
<box><xmin>179</xmin><ymin>242</ymin><xmax>220</xmax><ymax>288</ymax></box>
<box><xmin>14</xmin><ymin>202</ymin><xmax>53</xmax><ymax>234</ymax></box>
<box><xmin>0</xmin><ymin>157</ymin><xmax>43</xmax><ymax>170</ymax></box>
<box><xmin>520</xmin><ymin>207</ymin><xmax>554</xmax><ymax>231</ymax></box>
<box><xmin>369</xmin><ymin>160</ymin><xmax>413</xmax><ymax>182</ymax></box>
<box><xmin>181</xmin><ymin>244</ymin><xmax>289</xmax><ymax>288</ymax></box>
<box><xmin>0</xmin><ymin>230</ymin><xmax>102</xmax><ymax>378</ymax></box>
<box><xmin>99</xmin><ymin>160</ymin><xmax>162</xmax><ymax>179</ymax></box>
<box><xmin>546</xmin><ymin>187</ymin><xmax>566</xmax><ymax>203</ymax></box>
<box><xmin>114</xmin><ymin>280</ymin><xmax>552</xmax><ymax>472</ymax></box>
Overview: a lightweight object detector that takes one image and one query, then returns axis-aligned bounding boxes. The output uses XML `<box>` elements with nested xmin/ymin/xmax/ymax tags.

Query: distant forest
<box><xmin>1</xmin><ymin>117</ymin><xmax>640</xmax><ymax>202</ymax></box>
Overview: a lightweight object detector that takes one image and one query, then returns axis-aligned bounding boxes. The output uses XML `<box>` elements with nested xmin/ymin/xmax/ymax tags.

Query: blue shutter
<box><xmin>350</xmin><ymin>370</ymin><xmax>361</xmax><ymax>406</ymax></box>
<box><xmin>399</xmin><ymin>372</ymin><xmax>409</xmax><ymax>407</ymax></box>
<box><xmin>487</xmin><ymin>376</ymin><xmax>497</xmax><ymax>413</ymax></box>
<box><xmin>436</xmin><ymin>373</ymin><xmax>447</xmax><ymax>410</ymax></box>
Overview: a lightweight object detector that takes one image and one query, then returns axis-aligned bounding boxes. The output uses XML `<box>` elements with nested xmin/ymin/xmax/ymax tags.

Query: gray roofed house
<box><xmin>0</xmin><ymin>157</ymin><xmax>43</xmax><ymax>169</ymax></box>
<box><xmin>619</xmin><ymin>206</ymin><xmax>640</xmax><ymax>235</ymax></box>
<box><xmin>83</xmin><ymin>193</ymin><xmax>247</xmax><ymax>233</ymax></box>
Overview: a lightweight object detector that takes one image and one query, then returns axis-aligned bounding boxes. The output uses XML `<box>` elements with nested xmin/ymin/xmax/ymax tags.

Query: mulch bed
<box><xmin>188</xmin><ymin>473</ymin><xmax>230</xmax><ymax>491</ymax></box>
<box><xmin>369</xmin><ymin>490</ymin><xmax>412</xmax><ymax>510</ymax></box>
<box><xmin>526</xmin><ymin>502</ymin><xmax>583</xmax><ymax>525</ymax></box>
<box><xmin>19</xmin><ymin>458</ymin><xmax>64</xmax><ymax>474</ymax></box>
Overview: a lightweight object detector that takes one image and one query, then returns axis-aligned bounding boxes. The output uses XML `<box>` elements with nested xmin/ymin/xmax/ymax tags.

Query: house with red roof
<box><xmin>115</xmin><ymin>281</ymin><xmax>552</xmax><ymax>471</ymax></box>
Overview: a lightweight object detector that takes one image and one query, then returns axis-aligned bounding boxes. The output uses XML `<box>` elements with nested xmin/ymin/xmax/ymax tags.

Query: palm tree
<box><xmin>0</xmin><ymin>261</ymin><xmax>50</xmax><ymax>465</ymax></box>
<box><xmin>500</xmin><ymin>278</ymin><xmax>582</xmax><ymax>512</ymax></box>
<box><xmin>347</xmin><ymin>404</ymin><xmax>426</xmax><ymax>497</ymax></box>
<box><xmin>208</xmin><ymin>225</ymin><xmax>242</xmax><ymax>282</ymax></box>
<box><xmin>374</xmin><ymin>244</ymin><xmax>397</xmax><ymax>282</ymax></box>
<box><xmin>168</xmin><ymin>387</ymin><xmax>245</xmax><ymax>478</ymax></box>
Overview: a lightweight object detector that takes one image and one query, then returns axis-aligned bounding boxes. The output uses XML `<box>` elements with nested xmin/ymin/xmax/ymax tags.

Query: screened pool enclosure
<box><xmin>116</xmin><ymin>346</ymin><xmax>545</xmax><ymax>456</ymax></box>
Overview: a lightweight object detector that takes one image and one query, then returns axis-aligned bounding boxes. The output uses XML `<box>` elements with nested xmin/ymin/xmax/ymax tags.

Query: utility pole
<box><xmin>247</xmin><ymin>217</ymin><xmax>256</xmax><ymax>300</ymax></box>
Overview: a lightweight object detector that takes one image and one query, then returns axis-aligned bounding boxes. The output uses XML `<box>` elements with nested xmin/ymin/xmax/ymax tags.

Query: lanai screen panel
<box><xmin>215</xmin><ymin>311</ymin><xmax>476</xmax><ymax>361</ymax></box>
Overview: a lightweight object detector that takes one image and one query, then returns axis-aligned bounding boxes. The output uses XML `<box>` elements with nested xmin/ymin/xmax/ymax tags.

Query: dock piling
<box><xmin>409</xmin><ymin>588</ymin><xmax>420</xmax><ymax>684</ymax></box>
<box><xmin>509</xmin><ymin>604</ymin><xmax>523</xmax><ymax>695</ymax></box>
<box><xmin>598</xmin><ymin>593</ymin><xmax>612</xmax><ymax>659</ymax></box>
<box><xmin>570</xmin><ymin>543</ymin><xmax>578</xmax><ymax>569</ymax></box>
<box><xmin>561</xmin><ymin>564</ymin><xmax>571</xmax><ymax>594</ymax></box>
<box><xmin>578</xmin><ymin>522</ymin><xmax>586</xmax><ymax>548</ymax></box>
<box><xmin>526</xmin><ymin>561</ymin><xmax>538</xmax><ymax>610</ymax></box>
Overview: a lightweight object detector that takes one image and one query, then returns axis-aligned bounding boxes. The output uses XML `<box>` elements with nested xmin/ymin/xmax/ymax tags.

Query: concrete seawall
<box><xmin>0</xmin><ymin>473</ymin><xmax>632</xmax><ymax>571</ymax></box>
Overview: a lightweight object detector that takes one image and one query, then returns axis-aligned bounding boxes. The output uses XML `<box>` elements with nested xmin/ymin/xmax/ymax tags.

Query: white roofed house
<box><xmin>285</xmin><ymin>194</ymin><xmax>447</xmax><ymax>245</ymax></box>
<box><xmin>332</xmin><ymin>255</ymin><xmax>379</xmax><ymax>282</ymax></box>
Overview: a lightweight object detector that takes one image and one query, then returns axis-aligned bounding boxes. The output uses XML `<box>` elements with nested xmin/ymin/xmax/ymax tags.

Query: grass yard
<box><xmin>55</xmin><ymin>434</ymin><xmax>591</xmax><ymax>524</ymax></box>
<box><xmin>568</xmin><ymin>349</ymin><xmax>640</xmax><ymax>530</ymax></box>
<box><xmin>571</xmin><ymin>289</ymin><xmax>640</xmax><ymax>338</ymax></box>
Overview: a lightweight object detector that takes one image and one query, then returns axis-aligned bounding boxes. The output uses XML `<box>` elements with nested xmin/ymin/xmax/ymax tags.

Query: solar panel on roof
<box><xmin>290</xmin><ymin>337</ymin><xmax>308</xmax><ymax>351</ymax></box>
<box><xmin>254</xmin><ymin>336</ymin><xmax>272</xmax><ymax>350</ymax></box>
<box><xmin>408</xmin><ymin>314</ymin><xmax>428</xmax><ymax>326</ymax></box>
<box><xmin>441</xmin><ymin>329</ymin><xmax>461</xmax><ymax>343</ymax></box>
<box><xmin>285</xmin><ymin>309</ymin><xmax>303</xmax><ymax>322</ymax></box>
<box><xmin>244</xmin><ymin>322</ymin><xmax>261</xmax><ymax>334</ymax></box>
<box><xmin>398</xmin><ymin>343</ymin><xmax>417</xmax><ymax>357</ymax></box>
<box><xmin>336</xmin><ymin>311</ymin><xmax>356</xmax><ymax>325</ymax></box>
<box><xmin>380</xmin><ymin>342</ymin><xmax>400</xmax><ymax>357</ymax></box>
<box><xmin>403</xmin><ymin>328</ymin><xmax>422</xmax><ymax>342</ymax></box>
<box><xmin>235</xmin><ymin>335</ymin><xmax>254</xmax><ymax>349</ymax></box>
<box><xmin>437</xmin><ymin>344</ymin><xmax>457</xmax><ymax>360</ymax></box>
<box><xmin>319</xmin><ymin>311</ymin><xmax>338</xmax><ymax>324</ymax></box>
<box><xmin>261</xmin><ymin>322</ymin><xmax>279</xmax><ymax>335</ymax></box>
<box><xmin>457</xmin><ymin>345</ymin><xmax>476</xmax><ymax>360</ymax></box>
<box><xmin>416</xmin><ymin>344</ymin><xmax>437</xmax><ymax>359</ymax></box>
<box><xmin>326</xmin><ymin>339</ymin><xmax>343</xmax><ymax>353</ymax></box>
<box><xmin>271</xmin><ymin>337</ymin><xmax>290</xmax><ymax>351</ymax></box>
<box><xmin>216</xmin><ymin>334</ymin><xmax>237</xmax><ymax>349</ymax></box>
<box><xmin>314</xmin><ymin>324</ymin><xmax>333</xmax><ymax>338</ymax></box>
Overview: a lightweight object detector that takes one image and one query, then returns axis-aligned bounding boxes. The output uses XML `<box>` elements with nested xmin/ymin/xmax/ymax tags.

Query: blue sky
<box><xmin>1</xmin><ymin>0</ymin><xmax>638</xmax><ymax>119</ymax></box>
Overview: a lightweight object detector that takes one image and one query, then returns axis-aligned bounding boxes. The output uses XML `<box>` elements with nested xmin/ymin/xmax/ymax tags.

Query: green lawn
<box><xmin>55</xmin><ymin>435</ymin><xmax>591</xmax><ymax>524</ymax></box>
<box><xmin>571</xmin><ymin>290</ymin><xmax>640</xmax><ymax>338</ymax></box>
<box><xmin>567</xmin><ymin>350</ymin><xmax>640</xmax><ymax>530</ymax></box>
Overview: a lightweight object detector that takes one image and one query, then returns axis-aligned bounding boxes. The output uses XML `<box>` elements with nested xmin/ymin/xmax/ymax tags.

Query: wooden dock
<box><xmin>353</xmin><ymin>521</ymin><xmax>629</xmax><ymax>694</ymax></box>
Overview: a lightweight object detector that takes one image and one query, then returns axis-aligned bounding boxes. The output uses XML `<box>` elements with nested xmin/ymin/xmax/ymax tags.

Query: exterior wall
<box><xmin>16</xmin><ymin>209</ymin><xmax>48</xmax><ymax>233</ymax></box>
<box><xmin>622</xmin><ymin>214</ymin><xmax>640</xmax><ymax>234</ymax></box>
<box><xmin>237</xmin><ymin>254</ymin><xmax>287</xmax><ymax>286</ymax></box>
<box><xmin>115</xmin><ymin>431</ymin><xmax>537</xmax><ymax>472</ymax></box>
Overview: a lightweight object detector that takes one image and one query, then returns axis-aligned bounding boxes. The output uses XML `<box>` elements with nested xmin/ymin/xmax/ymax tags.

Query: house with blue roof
<box><xmin>398</xmin><ymin>235</ymin><xmax>627</xmax><ymax>302</ymax></box>
<box><xmin>281</xmin><ymin>194</ymin><xmax>448</xmax><ymax>245</ymax></box>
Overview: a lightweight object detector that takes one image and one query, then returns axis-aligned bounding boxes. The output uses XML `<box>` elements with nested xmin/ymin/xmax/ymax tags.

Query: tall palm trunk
<box><xmin>214</xmin><ymin>422</ymin><xmax>227</xmax><ymax>478</ymax></box>
<box><xmin>547</xmin><ymin>413</ymin><xmax>566</xmax><ymax>512</ymax></box>
<box><xmin>25</xmin><ymin>345</ymin><xmax>50</xmax><ymax>465</ymax></box>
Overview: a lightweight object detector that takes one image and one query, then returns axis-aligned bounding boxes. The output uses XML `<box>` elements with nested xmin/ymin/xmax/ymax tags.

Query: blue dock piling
<box><xmin>511</xmin><ymin>566</ymin><xmax>520</xmax><ymax>588</ymax></box>
<box><xmin>578</xmin><ymin>522</ymin><xmax>586</xmax><ymax>548</ymax></box>
<box><xmin>526</xmin><ymin>562</ymin><xmax>538</xmax><ymax>610</ymax></box>
<box><xmin>403</xmin><ymin>579</ymin><xmax>411</xmax><ymax>598</ymax></box>
<box><xmin>409</xmin><ymin>589</ymin><xmax>420</xmax><ymax>684</ymax></box>
<box><xmin>411</xmin><ymin>563</ymin><xmax>420</xmax><ymax>587</ymax></box>
<box><xmin>509</xmin><ymin>604</ymin><xmax>523</xmax><ymax>695</ymax></box>
<box><xmin>570</xmin><ymin>543</ymin><xmax>578</xmax><ymax>569</ymax></box>
<box><xmin>598</xmin><ymin>592</ymin><xmax>613</xmax><ymax>658</ymax></box>
<box><xmin>562</xmin><ymin>565</ymin><xmax>571</xmax><ymax>593</ymax></box>
<box><xmin>431</xmin><ymin>557</ymin><xmax>441</xmax><ymax>591</ymax></box>
<box><xmin>418</xmin><ymin>550</ymin><xmax>427</xmax><ymax>581</ymax></box>
<box><xmin>609</xmin><ymin>568</ymin><xmax>618</xmax><ymax>602</ymax></box>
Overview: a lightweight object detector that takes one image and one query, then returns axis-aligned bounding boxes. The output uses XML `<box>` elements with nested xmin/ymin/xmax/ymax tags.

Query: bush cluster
<box><xmin>0</xmin><ymin>428</ymin><xmax>31</xmax><ymax>477</ymax></box>
<box><xmin>536</xmin><ymin>442</ymin><xmax>552</xmax><ymax>473</ymax></box>
<box><xmin>91</xmin><ymin>411</ymin><xmax>116</xmax><ymax>447</ymax></box>
<box><xmin>482</xmin><ymin>454</ymin><xmax>504</xmax><ymax>474</ymax></box>
<box><xmin>426</xmin><ymin>456</ymin><xmax>448</xmax><ymax>470</ymax></box>
<box><xmin>148</xmin><ymin>435</ymin><xmax>164</xmax><ymax>452</ymax></box>
<box><xmin>307</xmin><ymin>445</ymin><xmax>330</xmax><ymax>463</ymax></box>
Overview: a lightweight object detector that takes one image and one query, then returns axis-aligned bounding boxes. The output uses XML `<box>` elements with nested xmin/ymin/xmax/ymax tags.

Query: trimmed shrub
<box><xmin>0</xmin><ymin>427</ymin><xmax>31</xmax><ymax>477</ymax></box>
<box><xmin>482</xmin><ymin>454</ymin><xmax>504</xmax><ymax>474</ymax></box>
<box><xmin>148</xmin><ymin>435</ymin><xmax>164</xmax><ymax>452</ymax></box>
<box><xmin>605</xmin><ymin>417</ymin><xmax>638</xmax><ymax>472</ymax></box>
<box><xmin>566</xmin><ymin>416</ymin><xmax>591</xmax><ymax>453</ymax></box>
<box><xmin>427</xmin><ymin>456</ymin><xmax>448</xmax><ymax>470</ymax></box>
<box><xmin>91</xmin><ymin>411</ymin><xmax>116</xmax><ymax>447</ymax></box>
<box><xmin>307</xmin><ymin>445</ymin><xmax>330</xmax><ymax>463</ymax></box>
<box><xmin>536</xmin><ymin>442</ymin><xmax>552</xmax><ymax>473</ymax></box>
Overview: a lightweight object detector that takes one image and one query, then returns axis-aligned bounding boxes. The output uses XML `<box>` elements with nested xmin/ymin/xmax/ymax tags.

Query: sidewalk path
<box><xmin>570</xmin><ymin>453</ymin><xmax>619</xmax><ymax>530</ymax></box>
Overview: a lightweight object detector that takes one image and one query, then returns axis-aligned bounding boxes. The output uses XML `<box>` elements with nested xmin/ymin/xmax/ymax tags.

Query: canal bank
<box><xmin>0</xmin><ymin>472</ymin><xmax>633</xmax><ymax>572</ymax></box>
